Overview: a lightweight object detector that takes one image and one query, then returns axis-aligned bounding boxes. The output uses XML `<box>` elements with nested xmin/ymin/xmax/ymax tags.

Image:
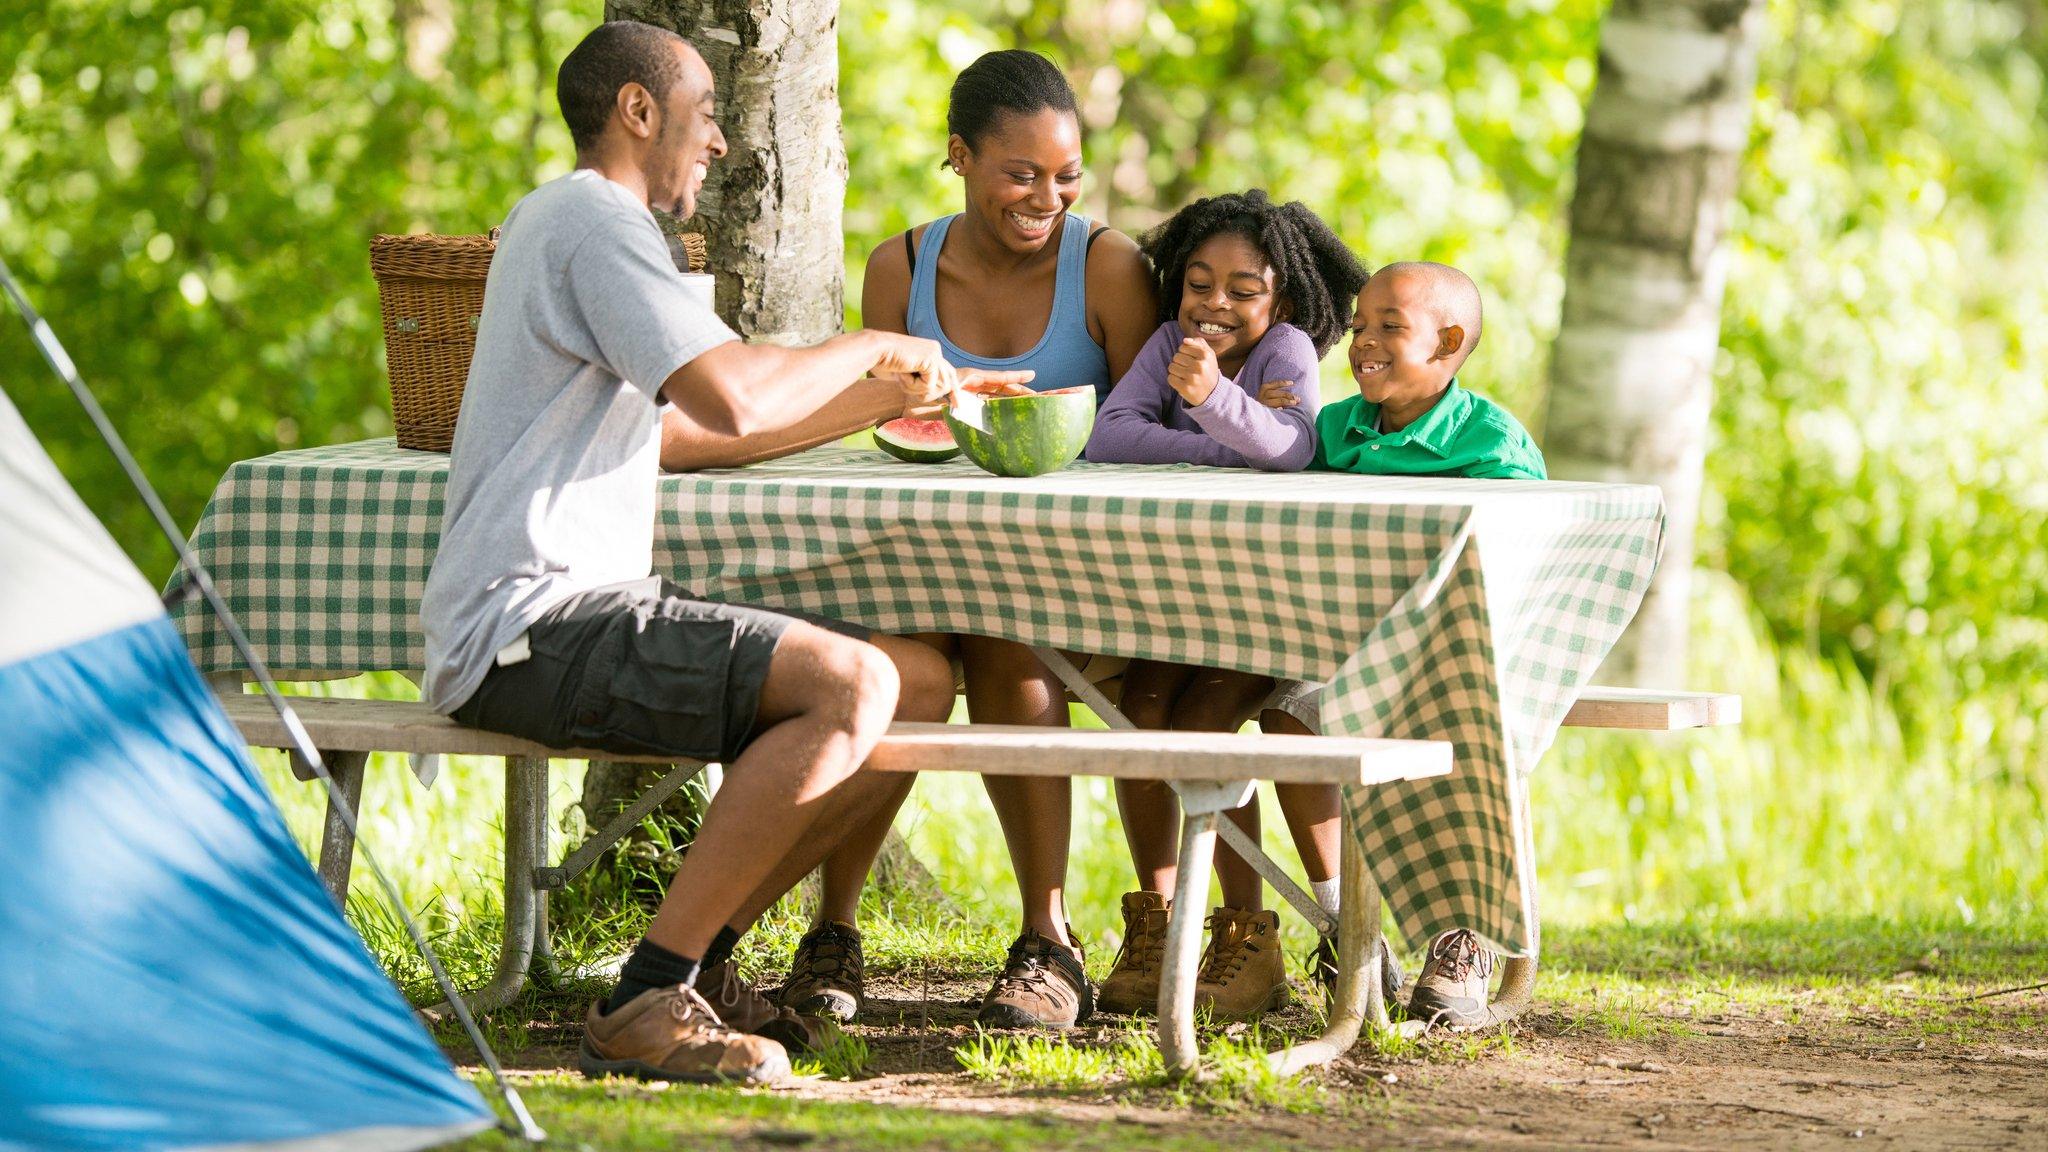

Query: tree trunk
<box><xmin>604</xmin><ymin>0</ymin><xmax>847</xmax><ymax>346</ymax></box>
<box><xmin>1541</xmin><ymin>0</ymin><xmax>1766</xmax><ymax>686</ymax></box>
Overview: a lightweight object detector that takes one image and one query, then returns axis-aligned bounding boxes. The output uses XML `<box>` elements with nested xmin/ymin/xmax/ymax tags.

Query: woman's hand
<box><xmin>1166</xmin><ymin>338</ymin><xmax>1220</xmax><ymax>406</ymax></box>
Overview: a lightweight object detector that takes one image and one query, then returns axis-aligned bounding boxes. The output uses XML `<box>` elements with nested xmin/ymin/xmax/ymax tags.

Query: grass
<box><xmin>232</xmin><ymin>582</ymin><xmax>2047</xmax><ymax>1144</ymax></box>
<box><xmin>456</xmin><ymin>1078</ymin><xmax>1242</xmax><ymax>1152</ymax></box>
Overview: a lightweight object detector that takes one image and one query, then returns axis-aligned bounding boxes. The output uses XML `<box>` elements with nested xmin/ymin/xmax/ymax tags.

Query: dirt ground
<box><xmin>498</xmin><ymin>973</ymin><xmax>2047</xmax><ymax>1150</ymax></box>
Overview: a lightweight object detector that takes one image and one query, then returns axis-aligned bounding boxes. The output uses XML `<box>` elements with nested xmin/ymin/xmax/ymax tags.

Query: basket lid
<box><xmin>369</xmin><ymin>230</ymin><xmax>498</xmax><ymax>280</ymax></box>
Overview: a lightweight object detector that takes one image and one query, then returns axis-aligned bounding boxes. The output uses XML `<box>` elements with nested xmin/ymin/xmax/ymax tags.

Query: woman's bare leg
<box><xmin>964</xmin><ymin>635</ymin><xmax>1077</xmax><ymax>947</ymax></box>
<box><xmin>811</xmin><ymin>632</ymin><xmax>958</xmax><ymax>926</ymax></box>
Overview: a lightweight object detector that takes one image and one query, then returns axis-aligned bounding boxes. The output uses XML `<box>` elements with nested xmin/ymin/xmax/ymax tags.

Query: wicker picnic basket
<box><xmin>370</xmin><ymin>228</ymin><xmax>710</xmax><ymax>451</ymax></box>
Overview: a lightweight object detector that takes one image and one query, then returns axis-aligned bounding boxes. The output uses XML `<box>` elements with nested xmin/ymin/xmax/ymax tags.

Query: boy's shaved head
<box><xmin>1373</xmin><ymin>261</ymin><xmax>1483</xmax><ymax>356</ymax></box>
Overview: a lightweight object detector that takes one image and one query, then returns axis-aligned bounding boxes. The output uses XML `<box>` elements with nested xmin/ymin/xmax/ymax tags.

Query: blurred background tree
<box><xmin>3</xmin><ymin>0</ymin><xmax>2042</xmax><ymax>917</ymax></box>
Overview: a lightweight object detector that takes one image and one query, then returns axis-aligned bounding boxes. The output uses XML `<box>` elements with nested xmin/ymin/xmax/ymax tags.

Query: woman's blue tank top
<box><xmin>905</xmin><ymin>212</ymin><xmax>1114</xmax><ymax>401</ymax></box>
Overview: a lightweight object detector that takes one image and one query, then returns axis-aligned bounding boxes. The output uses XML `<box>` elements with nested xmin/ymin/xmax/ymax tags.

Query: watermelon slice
<box><xmin>873</xmin><ymin>417</ymin><xmax>962</xmax><ymax>463</ymax></box>
<box><xmin>962</xmin><ymin>378</ymin><xmax>1037</xmax><ymax>398</ymax></box>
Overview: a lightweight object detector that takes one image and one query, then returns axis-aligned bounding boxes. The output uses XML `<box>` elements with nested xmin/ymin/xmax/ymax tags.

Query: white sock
<box><xmin>1310</xmin><ymin>876</ymin><xmax>1341</xmax><ymax>920</ymax></box>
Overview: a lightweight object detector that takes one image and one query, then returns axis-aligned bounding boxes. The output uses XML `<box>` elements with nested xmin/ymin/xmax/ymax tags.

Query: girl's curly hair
<box><xmin>1140</xmin><ymin>190</ymin><xmax>1368</xmax><ymax>356</ymax></box>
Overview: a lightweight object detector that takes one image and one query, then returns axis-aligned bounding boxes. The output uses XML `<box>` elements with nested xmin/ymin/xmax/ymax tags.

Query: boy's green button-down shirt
<box><xmin>1312</xmin><ymin>380</ymin><xmax>1546</xmax><ymax>480</ymax></box>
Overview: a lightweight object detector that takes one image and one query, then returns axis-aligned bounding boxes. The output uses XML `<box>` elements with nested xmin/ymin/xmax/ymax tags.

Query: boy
<box><xmin>1266</xmin><ymin>260</ymin><xmax>1544</xmax><ymax>481</ymax></box>
<box><xmin>1258</xmin><ymin>260</ymin><xmax>1542</xmax><ymax>1026</ymax></box>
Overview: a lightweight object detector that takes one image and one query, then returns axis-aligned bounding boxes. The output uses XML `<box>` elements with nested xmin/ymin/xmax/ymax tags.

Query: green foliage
<box><xmin>7</xmin><ymin>0</ymin><xmax>2043</xmax><ymax>943</ymax></box>
<box><xmin>0</xmin><ymin>0</ymin><xmax>597</xmax><ymax>580</ymax></box>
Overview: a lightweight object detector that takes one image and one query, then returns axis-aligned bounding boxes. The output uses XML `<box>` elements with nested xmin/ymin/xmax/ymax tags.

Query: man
<box><xmin>419</xmin><ymin>20</ymin><xmax>1023</xmax><ymax>1085</ymax></box>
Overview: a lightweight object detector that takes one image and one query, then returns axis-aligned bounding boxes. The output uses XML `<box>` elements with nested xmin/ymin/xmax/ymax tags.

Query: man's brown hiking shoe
<box><xmin>1192</xmin><ymin>907</ymin><xmax>1289</xmax><ymax>1022</ymax></box>
<box><xmin>1407</xmin><ymin>928</ymin><xmax>1495</xmax><ymax>1028</ymax></box>
<box><xmin>1098</xmin><ymin>891</ymin><xmax>1171</xmax><ymax>1015</ymax></box>
<box><xmin>776</xmin><ymin>920</ymin><xmax>864</xmax><ymax>1023</ymax></box>
<box><xmin>699</xmin><ymin>957</ymin><xmax>837</xmax><ymax>1054</ymax></box>
<box><xmin>578</xmin><ymin>984</ymin><xmax>789</xmax><ymax>1085</ymax></box>
<box><xmin>977</xmin><ymin>927</ymin><xmax>1093</xmax><ymax>1029</ymax></box>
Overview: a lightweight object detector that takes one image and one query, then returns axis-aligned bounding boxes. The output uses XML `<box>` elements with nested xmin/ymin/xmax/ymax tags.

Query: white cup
<box><xmin>678</xmin><ymin>272</ymin><xmax>716</xmax><ymax>313</ymax></box>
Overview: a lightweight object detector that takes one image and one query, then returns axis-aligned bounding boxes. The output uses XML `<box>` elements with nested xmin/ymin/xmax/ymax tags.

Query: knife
<box><xmin>950</xmin><ymin>386</ymin><xmax>991</xmax><ymax>433</ymax></box>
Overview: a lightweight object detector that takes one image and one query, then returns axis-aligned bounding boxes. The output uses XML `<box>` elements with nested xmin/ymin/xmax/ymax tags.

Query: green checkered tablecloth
<box><xmin>171</xmin><ymin>438</ymin><xmax>1663</xmax><ymax>957</ymax></box>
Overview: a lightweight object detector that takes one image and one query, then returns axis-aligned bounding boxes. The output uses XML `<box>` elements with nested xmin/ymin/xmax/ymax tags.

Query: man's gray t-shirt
<box><xmin>420</xmin><ymin>170</ymin><xmax>737</xmax><ymax>713</ymax></box>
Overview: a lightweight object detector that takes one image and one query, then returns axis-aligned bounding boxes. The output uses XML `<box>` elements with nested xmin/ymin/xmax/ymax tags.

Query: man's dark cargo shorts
<box><xmin>451</xmin><ymin>578</ymin><xmax>871</xmax><ymax>764</ymax></box>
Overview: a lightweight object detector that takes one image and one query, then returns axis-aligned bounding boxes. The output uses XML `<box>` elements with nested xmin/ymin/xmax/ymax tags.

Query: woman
<box><xmin>773</xmin><ymin>49</ymin><xmax>1157</xmax><ymax>1030</ymax></box>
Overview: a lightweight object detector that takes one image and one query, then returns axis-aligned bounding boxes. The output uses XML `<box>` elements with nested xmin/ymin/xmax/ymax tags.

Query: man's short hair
<box><xmin>557</xmin><ymin>21</ymin><xmax>691</xmax><ymax>151</ymax></box>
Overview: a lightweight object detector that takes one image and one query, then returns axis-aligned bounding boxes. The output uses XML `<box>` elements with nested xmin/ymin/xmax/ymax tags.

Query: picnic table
<box><xmin>173</xmin><ymin>437</ymin><xmax>1661</xmax><ymax>976</ymax></box>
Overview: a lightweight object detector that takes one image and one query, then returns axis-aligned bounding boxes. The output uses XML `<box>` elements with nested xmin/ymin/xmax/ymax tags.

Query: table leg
<box><xmin>424</xmin><ymin>754</ymin><xmax>548</xmax><ymax>1021</ymax></box>
<box><xmin>1267</xmin><ymin>796</ymin><xmax>1409</xmax><ymax>1075</ymax></box>
<box><xmin>315</xmin><ymin>750</ymin><xmax>370</xmax><ymax>905</ymax></box>
<box><xmin>1032</xmin><ymin>647</ymin><xmax>1340</xmax><ymax>938</ymax></box>
<box><xmin>1159</xmin><ymin>808</ymin><xmax>1219</xmax><ymax>1078</ymax></box>
<box><xmin>1486</xmin><ymin>956</ymin><xmax>1538</xmax><ymax>1026</ymax></box>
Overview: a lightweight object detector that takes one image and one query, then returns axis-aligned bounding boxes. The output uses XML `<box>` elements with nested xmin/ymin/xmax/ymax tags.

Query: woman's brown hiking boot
<box><xmin>1192</xmin><ymin>907</ymin><xmax>1290</xmax><ymax>1022</ymax></box>
<box><xmin>1097</xmin><ymin>891</ymin><xmax>1172</xmax><ymax>1014</ymax></box>
<box><xmin>977</xmin><ymin>927</ymin><xmax>1094</xmax><ymax>1029</ymax></box>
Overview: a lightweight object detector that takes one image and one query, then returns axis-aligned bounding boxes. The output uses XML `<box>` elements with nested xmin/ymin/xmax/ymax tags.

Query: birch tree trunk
<box><xmin>604</xmin><ymin>0</ymin><xmax>846</xmax><ymax>346</ymax></box>
<box><xmin>1542</xmin><ymin>0</ymin><xmax>1766</xmax><ymax>686</ymax></box>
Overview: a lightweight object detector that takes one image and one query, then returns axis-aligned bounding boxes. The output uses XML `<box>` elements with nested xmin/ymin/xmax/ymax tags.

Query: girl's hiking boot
<box><xmin>977</xmin><ymin>927</ymin><xmax>1093</xmax><ymax>1029</ymax></box>
<box><xmin>1192</xmin><ymin>907</ymin><xmax>1289</xmax><ymax>1021</ymax></box>
<box><xmin>1097</xmin><ymin>891</ymin><xmax>1172</xmax><ymax>1014</ymax></box>
<box><xmin>698</xmin><ymin>957</ymin><xmax>837</xmax><ymax>1054</ymax></box>
<box><xmin>579</xmin><ymin>984</ymin><xmax>790</xmax><ymax>1085</ymax></box>
<box><xmin>776</xmin><ymin>920</ymin><xmax>865</xmax><ymax>1023</ymax></box>
<box><xmin>1407</xmin><ymin>928</ymin><xmax>1495</xmax><ymax>1028</ymax></box>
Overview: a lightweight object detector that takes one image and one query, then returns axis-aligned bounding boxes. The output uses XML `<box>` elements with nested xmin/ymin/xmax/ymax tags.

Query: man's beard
<box><xmin>651</xmin><ymin>122</ymin><xmax>690</xmax><ymax>216</ymax></box>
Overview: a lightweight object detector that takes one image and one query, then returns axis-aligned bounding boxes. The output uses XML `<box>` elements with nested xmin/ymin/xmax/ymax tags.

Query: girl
<box><xmin>1085</xmin><ymin>189</ymin><xmax>1369</xmax><ymax>1021</ymax></box>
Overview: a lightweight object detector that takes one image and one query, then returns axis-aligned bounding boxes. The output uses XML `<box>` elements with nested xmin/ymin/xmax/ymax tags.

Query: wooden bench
<box><xmin>218</xmin><ymin>693</ymin><xmax>1451</xmax><ymax>1075</ymax></box>
<box><xmin>220</xmin><ymin>679</ymin><xmax>1738</xmax><ymax>1076</ymax></box>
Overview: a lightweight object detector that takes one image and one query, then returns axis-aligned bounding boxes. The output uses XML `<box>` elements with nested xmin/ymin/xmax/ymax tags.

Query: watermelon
<box><xmin>944</xmin><ymin>387</ymin><xmax>1096</xmax><ymax>477</ymax></box>
<box><xmin>873</xmin><ymin>418</ymin><xmax>962</xmax><ymax>463</ymax></box>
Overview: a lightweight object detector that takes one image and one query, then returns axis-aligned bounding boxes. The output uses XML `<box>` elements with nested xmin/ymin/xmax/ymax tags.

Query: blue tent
<box><xmin>0</xmin><ymin>385</ymin><xmax>494</xmax><ymax>1151</ymax></box>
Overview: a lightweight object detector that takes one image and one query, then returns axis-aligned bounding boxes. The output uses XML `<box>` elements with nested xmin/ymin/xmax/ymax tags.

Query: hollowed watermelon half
<box><xmin>944</xmin><ymin>387</ymin><xmax>1096</xmax><ymax>477</ymax></box>
<box><xmin>874</xmin><ymin>418</ymin><xmax>962</xmax><ymax>463</ymax></box>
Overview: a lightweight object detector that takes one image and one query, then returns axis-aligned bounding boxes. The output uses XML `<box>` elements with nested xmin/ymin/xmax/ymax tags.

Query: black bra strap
<box><xmin>904</xmin><ymin>228</ymin><xmax>919</xmax><ymax>275</ymax></box>
<box><xmin>1086</xmin><ymin>224</ymin><xmax>1108</xmax><ymax>253</ymax></box>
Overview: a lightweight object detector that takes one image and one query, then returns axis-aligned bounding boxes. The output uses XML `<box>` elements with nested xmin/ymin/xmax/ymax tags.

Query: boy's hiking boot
<box><xmin>579</xmin><ymin>984</ymin><xmax>790</xmax><ymax>1085</ymax></box>
<box><xmin>1308</xmin><ymin>932</ymin><xmax>1340</xmax><ymax>998</ymax></box>
<box><xmin>977</xmin><ymin>927</ymin><xmax>1093</xmax><ymax>1029</ymax></box>
<box><xmin>698</xmin><ymin>957</ymin><xmax>836</xmax><ymax>1054</ymax></box>
<box><xmin>1306</xmin><ymin>934</ymin><xmax>1406</xmax><ymax>1005</ymax></box>
<box><xmin>1097</xmin><ymin>891</ymin><xmax>1172</xmax><ymax>1015</ymax></box>
<box><xmin>1407</xmin><ymin>928</ymin><xmax>1495</xmax><ymax>1028</ymax></box>
<box><xmin>776</xmin><ymin>920</ymin><xmax>865</xmax><ymax>1023</ymax></box>
<box><xmin>1192</xmin><ymin>907</ymin><xmax>1289</xmax><ymax>1021</ymax></box>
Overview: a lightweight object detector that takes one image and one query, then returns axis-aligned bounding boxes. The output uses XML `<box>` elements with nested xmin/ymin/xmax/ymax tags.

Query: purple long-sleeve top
<box><xmin>1083</xmin><ymin>321</ymin><xmax>1321</xmax><ymax>470</ymax></box>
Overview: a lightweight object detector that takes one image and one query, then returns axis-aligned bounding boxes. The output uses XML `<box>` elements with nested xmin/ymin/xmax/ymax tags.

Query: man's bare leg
<box><xmin>639</xmin><ymin>622</ymin><xmax>901</xmax><ymax>958</ymax></box>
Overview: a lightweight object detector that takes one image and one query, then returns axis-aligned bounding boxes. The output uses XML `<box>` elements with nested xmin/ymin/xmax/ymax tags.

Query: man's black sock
<box><xmin>701</xmin><ymin>926</ymin><xmax>744</xmax><ymax>970</ymax></box>
<box><xmin>605</xmin><ymin>939</ymin><xmax>700</xmax><ymax>1013</ymax></box>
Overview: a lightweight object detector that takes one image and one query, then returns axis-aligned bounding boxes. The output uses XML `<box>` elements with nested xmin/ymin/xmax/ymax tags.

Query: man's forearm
<box><xmin>662</xmin><ymin>376</ymin><xmax>901</xmax><ymax>471</ymax></box>
<box><xmin>661</xmin><ymin>329</ymin><xmax>887</xmax><ymax>440</ymax></box>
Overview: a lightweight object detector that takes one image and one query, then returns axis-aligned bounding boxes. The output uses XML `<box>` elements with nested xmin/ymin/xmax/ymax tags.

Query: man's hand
<box><xmin>1166</xmin><ymin>337</ymin><xmax>1221</xmax><ymax>406</ymax></box>
<box><xmin>868</xmin><ymin>332</ymin><xmax>958</xmax><ymax>414</ymax></box>
<box><xmin>1257</xmin><ymin>380</ymin><xmax>1301</xmax><ymax>409</ymax></box>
